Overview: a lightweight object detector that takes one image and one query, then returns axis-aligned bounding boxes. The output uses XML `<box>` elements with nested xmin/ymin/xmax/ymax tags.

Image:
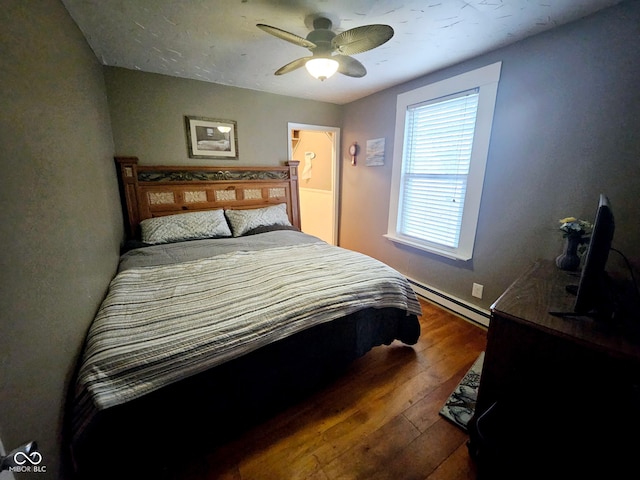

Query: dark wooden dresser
<box><xmin>468</xmin><ymin>260</ymin><xmax>640</xmax><ymax>479</ymax></box>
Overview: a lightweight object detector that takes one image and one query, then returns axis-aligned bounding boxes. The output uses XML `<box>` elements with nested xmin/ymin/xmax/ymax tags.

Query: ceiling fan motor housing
<box><xmin>307</xmin><ymin>20</ymin><xmax>335</xmax><ymax>57</ymax></box>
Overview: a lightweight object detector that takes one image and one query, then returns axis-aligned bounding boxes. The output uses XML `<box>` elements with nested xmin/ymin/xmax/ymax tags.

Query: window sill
<box><xmin>383</xmin><ymin>233</ymin><xmax>471</xmax><ymax>261</ymax></box>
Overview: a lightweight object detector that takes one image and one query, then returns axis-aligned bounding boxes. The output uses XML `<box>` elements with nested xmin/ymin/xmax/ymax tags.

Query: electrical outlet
<box><xmin>472</xmin><ymin>283</ymin><xmax>484</xmax><ymax>299</ymax></box>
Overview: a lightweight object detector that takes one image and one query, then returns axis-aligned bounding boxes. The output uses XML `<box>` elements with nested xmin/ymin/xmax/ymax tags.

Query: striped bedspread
<box><xmin>71</xmin><ymin>231</ymin><xmax>421</xmax><ymax>440</ymax></box>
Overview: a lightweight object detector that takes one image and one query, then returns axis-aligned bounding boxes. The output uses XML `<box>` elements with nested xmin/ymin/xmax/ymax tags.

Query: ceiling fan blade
<box><xmin>332</xmin><ymin>24</ymin><xmax>394</xmax><ymax>56</ymax></box>
<box><xmin>335</xmin><ymin>55</ymin><xmax>367</xmax><ymax>78</ymax></box>
<box><xmin>257</xmin><ymin>24</ymin><xmax>317</xmax><ymax>49</ymax></box>
<box><xmin>274</xmin><ymin>56</ymin><xmax>312</xmax><ymax>75</ymax></box>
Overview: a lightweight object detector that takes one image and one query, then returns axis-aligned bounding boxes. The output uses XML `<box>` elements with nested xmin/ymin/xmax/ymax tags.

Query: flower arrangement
<box><xmin>558</xmin><ymin>217</ymin><xmax>593</xmax><ymax>240</ymax></box>
<box><xmin>556</xmin><ymin>217</ymin><xmax>593</xmax><ymax>270</ymax></box>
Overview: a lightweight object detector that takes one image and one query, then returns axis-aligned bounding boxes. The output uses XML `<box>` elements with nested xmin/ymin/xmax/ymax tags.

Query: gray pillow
<box><xmin>225</xmin><ymin>203</ymin><xmax>292</xmax><ymax>237</ymax></box>
<box><xmin>140</xmin><ymin>209</ymin><xmax>231</xmax><ymax>244</ymax></box>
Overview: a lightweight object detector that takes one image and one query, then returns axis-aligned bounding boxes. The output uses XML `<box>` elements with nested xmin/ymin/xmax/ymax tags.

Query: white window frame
<box><xmin>386</xmin><ymin>62</ymin><xmax>501</xmax><ymax>261</ymax></box>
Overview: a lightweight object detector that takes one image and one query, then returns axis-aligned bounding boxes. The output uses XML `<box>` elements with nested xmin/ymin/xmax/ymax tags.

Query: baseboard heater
<box><xmin>407</xmin><ymin>277</ymin><xmax>490</xmax><ymax>328</ymax></box>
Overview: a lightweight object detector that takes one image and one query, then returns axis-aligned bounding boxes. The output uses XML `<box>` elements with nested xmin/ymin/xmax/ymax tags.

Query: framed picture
<box><xmin>366</xmin><ymin>137</ymin><xmax>385</xmax><ymax>166</ymax></box>
<box><xmin>185</xmin><ymin>116</ymin><xmax>238</xmax><ymax>159</ymax></box>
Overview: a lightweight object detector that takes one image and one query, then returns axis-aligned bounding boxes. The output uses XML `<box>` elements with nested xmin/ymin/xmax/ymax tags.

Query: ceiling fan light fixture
<box><xmin>258</xmin><ymin>16</ymin><xmax>392</xmax><ymax>79</ymax></box>
<box><xmin>305</xmin><ymin>57</ymin><xmax>339</xmax><ymax>81</ymax></box>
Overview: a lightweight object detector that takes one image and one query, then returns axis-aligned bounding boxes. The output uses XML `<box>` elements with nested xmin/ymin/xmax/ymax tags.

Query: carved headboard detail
<box><xmin>115</xmin><ymin>156</ymin><xmax>300</xmax><ymax>239</ymax></box>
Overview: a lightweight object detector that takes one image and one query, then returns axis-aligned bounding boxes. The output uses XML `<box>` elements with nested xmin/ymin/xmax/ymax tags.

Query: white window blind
<box><xmin>400</xmin><ymin>90</ymin><xmax>480</xmax><ymax>248</ymax></box>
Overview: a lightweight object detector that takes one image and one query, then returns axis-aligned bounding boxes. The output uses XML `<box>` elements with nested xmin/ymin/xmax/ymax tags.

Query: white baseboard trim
<box><xmin>407</xmin><ymin>276</ymin><xmax>490</xmax><ymax>328</ymax></box>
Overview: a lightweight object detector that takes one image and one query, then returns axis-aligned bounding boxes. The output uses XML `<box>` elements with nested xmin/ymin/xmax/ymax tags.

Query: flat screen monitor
<box><xmin>573</xmin><ymin>194</ymin><xmax>615</xmax><ymax>315</ymax></box>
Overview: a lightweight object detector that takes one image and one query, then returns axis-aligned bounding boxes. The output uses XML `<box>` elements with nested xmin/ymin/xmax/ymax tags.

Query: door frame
<box><xmin>287</xmin><ymin>122</ymin><xmax>340</xmax><ymax>245</ymax></box>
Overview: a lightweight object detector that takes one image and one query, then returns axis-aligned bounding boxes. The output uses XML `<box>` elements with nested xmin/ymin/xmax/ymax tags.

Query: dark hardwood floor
<box><xmin>168</xmin><ymin>298</ymin><xmax>487</xmax><ymax>480</ymax></box>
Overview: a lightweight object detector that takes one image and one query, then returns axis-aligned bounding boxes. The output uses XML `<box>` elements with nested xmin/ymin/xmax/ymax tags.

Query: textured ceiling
<box><xmin>61</xmin><ymin>0</ymin><xmax>622</xmax><ymax>105</ymax></box>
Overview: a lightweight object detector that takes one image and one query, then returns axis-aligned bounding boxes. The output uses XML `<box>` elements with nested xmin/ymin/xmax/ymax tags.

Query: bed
<box><xmin>68</xmin><ymin>157</ymin><xmax>422</xmax><ymax>478</ymax></box>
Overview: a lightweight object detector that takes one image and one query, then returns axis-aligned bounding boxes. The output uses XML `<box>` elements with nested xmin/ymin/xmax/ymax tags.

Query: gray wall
<box><xmin>340</xmin><ymin>1</ymin><xmax>640</xmax><ymax>310</ymax></box>
<box><xmin>104</xmin><ymin>67</ymin><xmax>343</xmax><ymax>166</ymax></box>
<box><xmin>0</xmin><ymin>1</ymin><xmax>122</xmax><ymax>478</ymax></box>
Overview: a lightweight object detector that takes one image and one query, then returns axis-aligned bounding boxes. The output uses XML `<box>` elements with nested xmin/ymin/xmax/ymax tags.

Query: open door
<box><xmin>288</xmin><ymin>123</ymin><xmax>340</xmax><ymax>245</ymax></box>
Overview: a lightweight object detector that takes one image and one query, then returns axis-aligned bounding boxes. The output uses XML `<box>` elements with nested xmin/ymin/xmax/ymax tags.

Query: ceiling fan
<box><xmin>257</xmin><ymin>16</ymin><xmax>394</xmax><ymax>81</ymax></box>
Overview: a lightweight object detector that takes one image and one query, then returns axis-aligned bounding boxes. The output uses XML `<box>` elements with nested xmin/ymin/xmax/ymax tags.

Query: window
<box><xmin>386</xmin><ymin>62</ymin><xmax>501</xmax><ymax>260</ymax></box>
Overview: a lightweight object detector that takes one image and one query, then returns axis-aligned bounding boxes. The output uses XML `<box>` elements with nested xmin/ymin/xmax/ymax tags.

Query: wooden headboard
<box><xmin>115</xmin><ymin>157</ymin><xmax>300</xmax><ymax>239</ymax></box>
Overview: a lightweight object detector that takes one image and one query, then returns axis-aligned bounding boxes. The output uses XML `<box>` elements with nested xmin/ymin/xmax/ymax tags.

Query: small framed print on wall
<box><xmin>366</xmin><ymin>137</ymin><xmax>385</xmax><ymax>166</ymax></box>
<box><xmin>185</xmin><ymin>116</ymin><xmax>238</xmax><ymax>159</ymax></box>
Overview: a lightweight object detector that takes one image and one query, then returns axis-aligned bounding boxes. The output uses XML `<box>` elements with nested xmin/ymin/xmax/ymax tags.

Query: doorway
<box><xmin>288</xmin><ymin>123</ymin><xmax>340</xmax><ymax>245</ymax></box>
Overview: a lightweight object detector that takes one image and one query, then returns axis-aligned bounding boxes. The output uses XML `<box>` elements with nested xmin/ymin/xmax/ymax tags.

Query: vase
<box><xmin>556</xmin><ymin>236</ymin><xmax>581</xmax><ymax>271</ymax></box>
